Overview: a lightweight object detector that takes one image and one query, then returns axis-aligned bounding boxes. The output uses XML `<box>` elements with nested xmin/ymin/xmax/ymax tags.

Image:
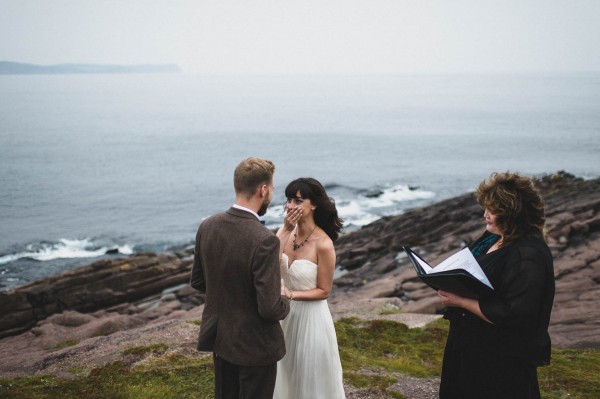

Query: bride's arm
<box><xmin>289</xmin><ymin>239</ymin><xmax>335</xmax><ymax>301</ymax></box>
<box><xmin>276</xmin><ymin>207</ymin><xmax>301</xmax><ymax>256</ymax></box>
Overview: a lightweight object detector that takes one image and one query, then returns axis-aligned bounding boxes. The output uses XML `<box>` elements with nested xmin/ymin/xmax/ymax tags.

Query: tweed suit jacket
<box><xmin>190</xmin><ymin>207</ymin><xmax>290</xmax><ymax>366</ymax></box>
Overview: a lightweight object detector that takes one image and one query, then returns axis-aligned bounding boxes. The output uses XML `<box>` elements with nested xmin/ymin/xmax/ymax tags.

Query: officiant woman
<box><xmin>437</xmin><ymin>172</ymin><xmax>555</xmax><ymax>399</ymax></box>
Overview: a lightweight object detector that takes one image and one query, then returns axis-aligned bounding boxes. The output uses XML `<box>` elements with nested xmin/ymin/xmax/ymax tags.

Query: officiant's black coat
<box><xmin>440</xmin><ymin>231</ymin><xmax>555</xmax><ymax>399</ymax></box>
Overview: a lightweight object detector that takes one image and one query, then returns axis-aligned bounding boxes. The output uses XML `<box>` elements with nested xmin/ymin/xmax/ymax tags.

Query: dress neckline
<box><xmin>282</xmin><ymin>253</ymin><xmax>317</xmax><ymax>269</ymax></box>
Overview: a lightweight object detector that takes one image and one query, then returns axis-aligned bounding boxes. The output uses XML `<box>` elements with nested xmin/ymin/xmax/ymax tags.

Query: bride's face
<box><xmin>286</xmin><ymin>191</ymin><xmax>315</xmax><ymax>220</ymax></box>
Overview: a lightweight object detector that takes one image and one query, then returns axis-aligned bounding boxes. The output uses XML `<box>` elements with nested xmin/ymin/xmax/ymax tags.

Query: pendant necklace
<box><xmin>292</xmin><ymin>225</ymin><xmax>317</xmax><ymax>251</ymax></box>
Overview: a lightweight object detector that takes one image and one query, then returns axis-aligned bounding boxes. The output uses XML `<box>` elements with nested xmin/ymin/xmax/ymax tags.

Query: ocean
<box><xmin>1</xmin><ymin>73</ymin><xmax>599</xmax><ymax>291</ymax></box>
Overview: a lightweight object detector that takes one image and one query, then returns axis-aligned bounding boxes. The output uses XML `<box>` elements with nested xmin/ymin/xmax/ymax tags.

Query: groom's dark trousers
<box><xmin>214</xmin><ymin>354</ymin><xmax>277</xmax><ymax>399</ymax></box>
<box><xmin>191</xmin><ymin>207</ymin><xmax>290</xmax><ymax>399</ymax></box>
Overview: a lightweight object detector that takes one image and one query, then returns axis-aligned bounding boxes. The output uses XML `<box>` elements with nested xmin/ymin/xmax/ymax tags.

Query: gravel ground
<box><xmin>345</xmin><ymin>377</ymin><xmax>440</xmax><ymax>399</ymax></box>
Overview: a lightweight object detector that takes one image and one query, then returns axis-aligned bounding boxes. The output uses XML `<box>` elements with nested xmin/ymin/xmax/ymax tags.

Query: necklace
<box><xmin>292</xmin><ymin>226</ymin><xmax>317</xmax><ymax>251</ymax></box>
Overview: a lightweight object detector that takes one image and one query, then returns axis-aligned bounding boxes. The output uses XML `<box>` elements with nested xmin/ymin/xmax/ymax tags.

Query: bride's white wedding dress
<box><xmin>273</xmin><ymin>253</ymin><xmax>345</xmax><ymax>399</ymax></box>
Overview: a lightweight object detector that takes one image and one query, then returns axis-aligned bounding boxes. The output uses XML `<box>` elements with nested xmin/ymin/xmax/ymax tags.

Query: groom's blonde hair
<box><xmin>234</xmin><ymin>157</ymin><xmax>275</xmax><ymax>198</ymax></box>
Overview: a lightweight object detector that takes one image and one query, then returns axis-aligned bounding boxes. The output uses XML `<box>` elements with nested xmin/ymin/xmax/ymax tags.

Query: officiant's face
<box><xmin>484</xmin><ymin>209</ymin><xmax>503</xmax><ymax>236</ymax></box>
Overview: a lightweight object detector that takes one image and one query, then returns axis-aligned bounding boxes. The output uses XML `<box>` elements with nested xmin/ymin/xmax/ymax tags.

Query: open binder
<box><xmin>402</xmin><ymin>246</ymin><xmax>495</xmax><ymax>299</ymax></box>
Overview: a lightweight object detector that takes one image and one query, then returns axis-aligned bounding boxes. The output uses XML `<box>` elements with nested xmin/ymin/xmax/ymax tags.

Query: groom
<box><xmin>190</xmin><ymin>157</ymin><xmax>290</xmax><ymax>399</ymax></box>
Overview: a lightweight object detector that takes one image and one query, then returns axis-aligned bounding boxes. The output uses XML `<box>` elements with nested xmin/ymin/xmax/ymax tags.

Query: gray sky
<box><xmin>1</xmin><ymin>0</ymin><xmax>599</xmax><ymax>74</ymax></box>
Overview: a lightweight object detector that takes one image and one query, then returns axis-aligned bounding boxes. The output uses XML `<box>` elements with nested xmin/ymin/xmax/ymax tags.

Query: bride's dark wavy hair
<box><xmin>284</xmin><ymin>177</ymin><xmax>343</xmax><ymax>242</ymax></box>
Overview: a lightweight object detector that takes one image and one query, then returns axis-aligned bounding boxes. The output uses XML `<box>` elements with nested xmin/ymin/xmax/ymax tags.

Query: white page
<box><xmin>414</xmin><ymin>255</ymin><xmax>433</xmax><ymax>274</ymax></box>
<box><xmin>431</xmin><ymin>247</ymin><xmax>493</xmax><ymax>289</ymax></box>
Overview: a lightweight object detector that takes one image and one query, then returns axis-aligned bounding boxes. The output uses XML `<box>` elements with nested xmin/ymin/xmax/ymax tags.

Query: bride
<box><xmin>274</xmin><ymin>177</ymin><xmax>345</xmax><ymax>399</ymax></box>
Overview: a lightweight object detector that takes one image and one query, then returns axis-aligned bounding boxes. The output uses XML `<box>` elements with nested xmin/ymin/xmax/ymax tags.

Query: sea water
<box><xmin>1</xmin><ymin>73</ymin><xmax>599</xmax><ymax>290</ymax></box>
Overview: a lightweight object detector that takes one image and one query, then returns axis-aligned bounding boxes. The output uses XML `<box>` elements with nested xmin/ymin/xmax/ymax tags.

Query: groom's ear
<box><xmin>259</xmin><ymin>184</ymin><xmax>268</xmax><ymax>198</ymax></box>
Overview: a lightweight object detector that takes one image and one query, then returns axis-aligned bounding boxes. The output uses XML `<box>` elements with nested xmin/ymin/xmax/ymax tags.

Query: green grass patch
<box><xmin>122</xmin><ymin>343</ymin><xmax>169</xmax><ymax>357</ymax></box>
<box><xmin>1</xmin><ymin>317</ymin><xmax>598</xmax><ymax>398</ymax></box>
<box><xmin>378</xmin><ymin>306</ymin><xmax>402</xmax><ymax>315</ymax></box>
<box><xmin>538</xmin><ymin>348</ymin><xmax>600</xmax><ymax>399</ymax></box>
<box><xmin>336</xmin><ymin>317</ymin><xmax>447</xmax><ymax>397</ymax></box>
<box><xmin>344</xmin><ymin>371</ymin><xmax>405</xmax><ymax>399</ymax></box>
<box><xmin>336</xmin><ymin>317</ymin><xmax>448</xmax><ymax>378</ymax></box>
<box><xmin>335</xmin><ymin>317</ymin><xmax>600</xmax><ymax>398</ymax></box>
<box><xmin>51</xmin><ymin>339</ymin><xmax>80</xmax><ymax>350</ymax></box>
<box><xmin>0</xmin><ymin>356</ymin><xmax>214</xmax><ymax>399</ymax></box>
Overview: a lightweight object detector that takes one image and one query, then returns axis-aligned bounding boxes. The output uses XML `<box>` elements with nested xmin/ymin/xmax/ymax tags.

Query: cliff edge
<box><xmin>0</xmin><ymin>171</ymin><xmax>598</xmax><ymax>378</ymax></box>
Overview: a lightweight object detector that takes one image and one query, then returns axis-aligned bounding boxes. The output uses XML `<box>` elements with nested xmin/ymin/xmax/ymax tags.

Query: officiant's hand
<box><xmin>438</xmin><ymin>290</ymin><xmax>493</xmax><ymax>324</ymax></box>
<box><xmin>438</xmin><ymin>290</ymin><xmax>466</xmax><ymax>308</ymax></box>
<box><xmin>284</xmin><ymin>206</ymin><xmax>302</xmax><ymax>231</ymax></box>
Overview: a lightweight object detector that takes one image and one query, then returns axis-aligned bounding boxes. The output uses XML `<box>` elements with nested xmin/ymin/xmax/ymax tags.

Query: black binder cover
<box><xmin>402</xmin><ymin>247</ymin><xmax>495</xmax><ymax>299</ymax></box>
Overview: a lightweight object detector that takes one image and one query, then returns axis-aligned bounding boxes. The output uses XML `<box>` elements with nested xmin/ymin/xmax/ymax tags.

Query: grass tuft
<box><xmin>336</xmin><ymin>317</ymin><xmax>447</xmax><ymax>378</ymax></box>
<box><xmin>0</xmin><ymin>357</ymin><xmax>214</xmax><ymax>399</ymax></box>
<box><xmin>538</xmin><ymin>348</ymin><xmax>600</xmax><ymax>399</ymax></box>
<box><xmin>51</xmin><ymin>339</ymin><xmax>80</xmax><ymax>350</ymax></box>
<box><xmin>122</xmin><ymin>343</ymin><xmax>169</xmax><ymax>357</ymax></box>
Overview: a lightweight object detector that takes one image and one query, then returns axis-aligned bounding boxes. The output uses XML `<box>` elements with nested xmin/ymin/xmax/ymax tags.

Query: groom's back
<box><xmin>194</xmin><ymin>207</ymin><xmax>287</xmax><ymax>366</ymax></box>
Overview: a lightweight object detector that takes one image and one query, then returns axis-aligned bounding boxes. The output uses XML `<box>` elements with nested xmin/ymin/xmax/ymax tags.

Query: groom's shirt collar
<box><xmin>232</xmin><ymin>204</ymin><xmax>260</xmax><ymax>221</ymax></box>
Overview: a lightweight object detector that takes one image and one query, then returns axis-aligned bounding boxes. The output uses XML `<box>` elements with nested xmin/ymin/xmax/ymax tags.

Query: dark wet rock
<box><xmin>0</xmin><ymin>171</ymin><xmax>597</xmax><ymax>353</ymax></box>
<box><xmin>333</xmin><ymin>171</ymin><xmax>600</xmax><ymax>347</ymax></box>
<box><xmin>0</xmin><ymin>253</ymin><xmax>197</xmax><ymax>338</ymax></box>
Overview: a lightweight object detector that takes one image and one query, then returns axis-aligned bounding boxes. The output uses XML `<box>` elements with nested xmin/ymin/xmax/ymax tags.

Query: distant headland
<box><xmin>0</xmin><ymin>61</ymin><xmax>182</xmax><ymax>75</ymax></box>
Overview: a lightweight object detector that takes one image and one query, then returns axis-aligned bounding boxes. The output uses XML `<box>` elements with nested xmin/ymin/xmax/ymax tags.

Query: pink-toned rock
<box><xmin>44</xmin><ymin>310</ymin><xmax>95</xmax><ymax>327</ymax></box>
<box><xmin>0</xmin><ymin>171</ymin><xmax>597</xmax><ymax>382</ymax></box>
<box><xmin>554</xmin><ymin>258</ymin><xmax>588</xmax><ymax>278</ymax></box>
<box><xmin>404</xmin><ymin>287</ymin><xmax>435</xmax><ymax>301</ymax></box>
<box><xmin>334</xmin><ymin>172</ymin><xmax>600</xmax><ymax>347</ymax></box>
<box><xmin>580</xmin><ymin>289</ymin><xmax>600</xmax><ymax>301</ymax></box>
<box><xmin>550</xmin><ymin>302</ymin><xmax>600</xmax><ymax>325</ymax></box>
<box><xmin>403</xmin><ymin>296</ymin><xmax>443</xmax><ymax>314</ymax></box>
<box><xmin>401</xmin><ymin>281</ymin><xmax>428</xmax><ymax>291</ymax></box>
<box><xmin>0</xmin><ymin>252</ymin><xmax>194</xmax><ymax>338</ymax></box>
<box><xmin>554</xmin><ymin>292</ymin><xmax>579</xmax><ymax>303</ymax></box>
<box><xmin>343</xmin><ymin>276</ymin><xmax>400</xmax><ymax>300</ymax></box>
<box><xmin>555</xmin><ymin>278</ymin><xmax>596</xmax><ymax>293</ymax></box>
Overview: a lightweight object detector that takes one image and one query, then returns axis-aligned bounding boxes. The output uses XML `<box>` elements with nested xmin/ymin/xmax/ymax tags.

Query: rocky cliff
<box><xmin>332</xmin><ymin>171</ymin><xmax>600</xmax><ymax>347</ymax></box>
<box><xmin>0</xmin><ymin>252</ymin><xmax>199</xmax><ymax>339</ymax></box>
<box><xmin>0</xmin><ymin>171</ymin><xmax>598</xmax><ymax>374</ymax></box>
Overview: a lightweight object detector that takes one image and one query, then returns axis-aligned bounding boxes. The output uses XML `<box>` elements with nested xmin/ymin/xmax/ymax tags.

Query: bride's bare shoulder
<box><xmin>316</xmin><ymin>232</ymin><xmax>334</xmax><ymax>252</ymax></box>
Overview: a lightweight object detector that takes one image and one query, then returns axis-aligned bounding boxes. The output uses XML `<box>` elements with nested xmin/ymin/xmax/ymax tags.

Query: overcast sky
<box><xmin>1</xmin><ymin>0</ymin><xmax>599</xmax><ymax>74</ymax></box>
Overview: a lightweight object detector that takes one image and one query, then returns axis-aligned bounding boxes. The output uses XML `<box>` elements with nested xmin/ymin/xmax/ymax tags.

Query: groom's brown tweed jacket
<box><xmin>190</xmin><ymin>207</ymin><xmax>290</xmax><ymax>366</ymax></box>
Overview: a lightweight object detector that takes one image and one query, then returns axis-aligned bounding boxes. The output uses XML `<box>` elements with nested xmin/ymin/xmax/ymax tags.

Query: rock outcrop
<box><xmin>0</xmin><ymin>171</ymin><xmax>598</xmax><ymax>353</ymax></box>
<box><xmin>332</xmin><ymin>171</ymin><xmax>600</xmax><ymax>347</ymax></box>
<box><xmin>0</xmin><ymin>252</ymin><xmax>203</xmax><ymax>338</ymax></box>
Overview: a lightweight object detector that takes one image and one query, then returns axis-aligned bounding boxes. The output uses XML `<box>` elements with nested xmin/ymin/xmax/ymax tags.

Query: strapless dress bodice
<box><xmin>280</xmin><ymin>253</ymin><xmax>318</xmax><ymax>291</ymax></box>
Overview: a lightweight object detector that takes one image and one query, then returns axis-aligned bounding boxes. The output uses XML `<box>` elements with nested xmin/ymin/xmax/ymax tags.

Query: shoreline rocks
<box><xmin>331</xmin><ymin>171</ymin><xmax>600</xmax><ymax>347</ymax></box>
<box><xmin>0</xmin><ymin>171</ymin><xmax>598</xmax><ymax>378</ymax></box>
<box><xmin>0</xmin><ymin>252</ymin><xmax>203</xmax><ymax>339</ymax></box>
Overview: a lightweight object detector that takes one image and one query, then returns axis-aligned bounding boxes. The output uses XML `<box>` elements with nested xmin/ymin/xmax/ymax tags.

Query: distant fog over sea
<box><xmin>0</xmin><ymin>61</ymin><xmax>182</xmax><ymax>75</ymax></box>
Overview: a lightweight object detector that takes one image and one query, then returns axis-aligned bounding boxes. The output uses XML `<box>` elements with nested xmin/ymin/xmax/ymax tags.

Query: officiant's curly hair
<box><xmin>476</xmin><ymin>171</ymin><xmax>546</xmax><ymax>247</ymax></box>
<box><xmin>285</xmin><ymin>178</ymin><xmax>343</xmax><ymax>242</ymax></box>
